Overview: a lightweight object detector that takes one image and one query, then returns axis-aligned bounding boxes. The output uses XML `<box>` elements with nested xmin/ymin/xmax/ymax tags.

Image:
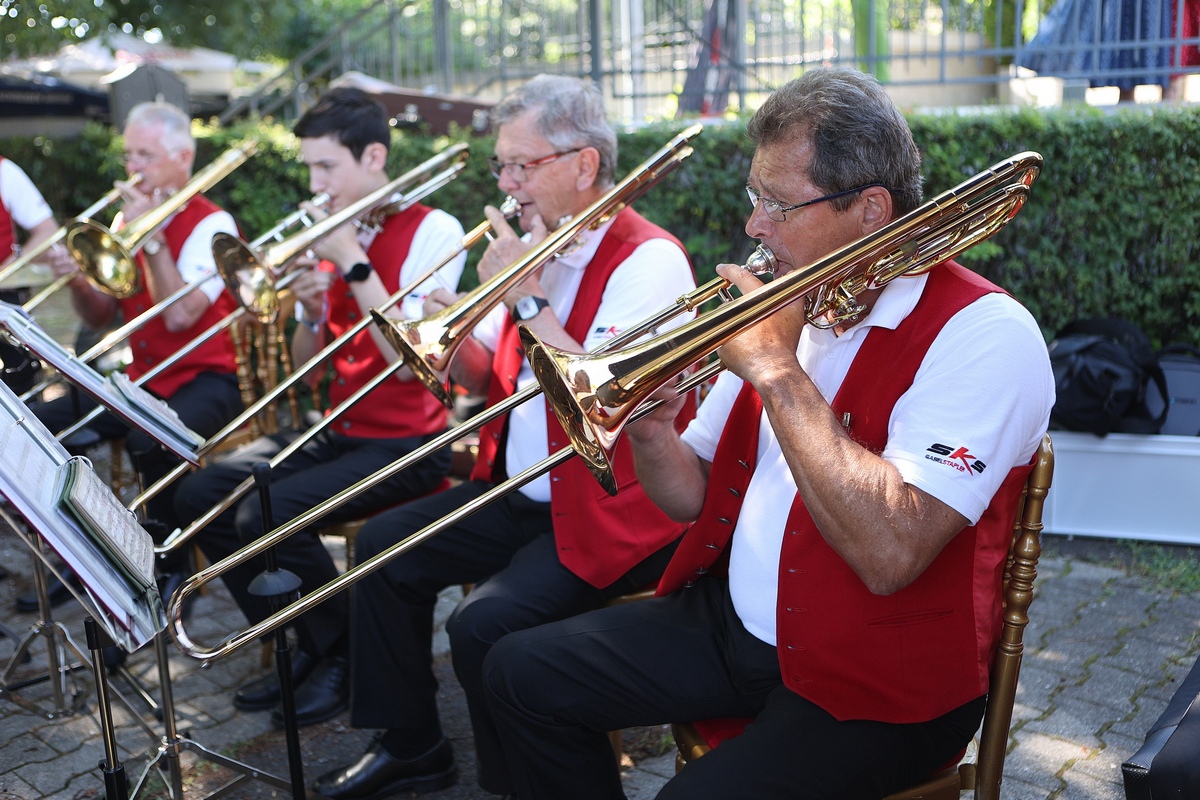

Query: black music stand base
<box><xmin>125</xmin><ymin>632</ymin><xmax>295</xmax><ymax>800</ymax></box>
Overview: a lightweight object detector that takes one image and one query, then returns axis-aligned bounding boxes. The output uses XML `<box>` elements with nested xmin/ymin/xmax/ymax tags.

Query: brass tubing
<box><xmin>155</xmin><ymin>240</ymin><xmax>766</xmax><ymax>555</ymax></box>
<box><xmin>372</xmin><ymin>124</ymin><xmax>704</xmax><ymax>409</ymax></box>
<box><xmin>167</xmin><ymin>367</ymin><xmax>708</xmax><ymax>661</ymax></box>
<box><xmin>0</xmin><ymin>175</ymin><xmax>142</xmax><ymax>286</ymax></box>
<box><xmin>191</xmin><ymin>196</ymin><xmax>521</xmax><ymax>462</ymax></box>
<box><xmin>522</xmin><ymin>153</ymin><xmax>1043</xmax><ymax>493</ymax></box>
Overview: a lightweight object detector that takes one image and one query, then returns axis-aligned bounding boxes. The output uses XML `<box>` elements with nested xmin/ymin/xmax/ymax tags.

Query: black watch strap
<box><xmin>512</xmin><ymin>295</ymin><xmax>550</xmax><ymax>322</ymax></box>
<box><xmin>344</xmin><ymin>261</ymin><xmax>373</xmax><ymax>283</ymax></box>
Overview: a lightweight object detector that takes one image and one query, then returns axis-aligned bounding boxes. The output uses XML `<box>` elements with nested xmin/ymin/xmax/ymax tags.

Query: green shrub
<box><xmin>5</xmin><ymin>104</ymin><xmax>1199</xmax><ymax>348</ymax></box>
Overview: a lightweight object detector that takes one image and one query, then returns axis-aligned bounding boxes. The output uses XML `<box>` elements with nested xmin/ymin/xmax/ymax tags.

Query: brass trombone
<box><xmin>372</xmin><ymin>122</ymin><xmax>705</xmax><ymax>409</ymax></box>
<box><xmin>213</xmin><ymin>143</ymin><xmax>471</xmax><ymax>324</ymax></box>
<box><xmin>17</xmin><ymin>143</ymin><xmax>260</xmax><ymax>405</ymax></box>
<box><xmin>131</xmin><ymin>160</ymin><xmax>502</xmax><ymax>530</ymax></box>
<box><xmin>65</xmin><ymin>139</ymin><xmax>260</xmax><ymax>301</ymax></box>
<box><xmin>167</xmin><ymin>151</ymin><xmax>1040</xmax><ymax>662</ymax></box>
<box><xmin>0</xmin><ymin>174</ymin><xmax>144</xmax><ymax>301</ymax></box>
<box><xmin>523</xmin><ymin>151</ymin><xmax>1044</xmax><ymax>493</ymax></box>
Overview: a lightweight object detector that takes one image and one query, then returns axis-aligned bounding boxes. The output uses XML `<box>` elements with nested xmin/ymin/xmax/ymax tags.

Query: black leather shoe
<box><xmin>15</xmin><ymin>569</ymin><xmax>78</xmax><ymax>612</ymax></box>
<box><xmin>271</xmin><ymin>655</ymin><xmax>349</xmax><ymax>728</ymax></box>
<box><xmin>234</xmin><ymin>648</ymin><xmax>319</xmax><ymax>711</ymax></box>
<box><xmin>312</xmin><ymin>736</ymin><xmax>457</xmax><ymax>799</ymax></box>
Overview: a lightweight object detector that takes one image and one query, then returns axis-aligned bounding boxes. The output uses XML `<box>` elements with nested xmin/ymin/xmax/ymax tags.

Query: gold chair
<box><xmin>672</xmin><ymin>434</ymin><xmax>1054</xmax><ymax>800</ymax></box>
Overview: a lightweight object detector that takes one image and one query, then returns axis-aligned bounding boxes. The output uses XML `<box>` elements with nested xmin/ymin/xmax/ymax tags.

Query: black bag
<box><xmin>1047</xmin><ymin>318</ymin><xmax>1168</xmax><ymax>436</ymax></box>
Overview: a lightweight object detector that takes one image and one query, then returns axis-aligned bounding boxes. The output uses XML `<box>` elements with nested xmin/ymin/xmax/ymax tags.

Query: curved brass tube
<box><xmin>372</xmin><ymin>123</ymin><xmax>705</xmax><ymax>409</ymax></box>
<box><xmin>165</xmin><ymin>283</ymin><xmax>732</xmax><ymax>660</ymax></box>
<box><xmin>213</xmin><ymin>144</ymin><xmax>470</xmax><ymax>324</ymax></box>
<box><xmin>0</xmin><ymin>174</ymin><xmax>143</xmax><ymax>289</ymax></box>
<box><xmin>134</xmin><ymin>196</ymin><xmax>524</xmax><ymax>530</ymax></box>
<box><xmin>66</xmin><ymin>140</ymin><xmax>259</xmax><ymax>300</ymax></box>
<box><xmin>521</xmin><ymin>152</ymin><xmax>1044</xmax><ymax>493</ymax></box>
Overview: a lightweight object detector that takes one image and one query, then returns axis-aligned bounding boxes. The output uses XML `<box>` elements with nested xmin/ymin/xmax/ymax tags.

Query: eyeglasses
<box><xmin>745</xmin><ymin>183</ymin><xmax>883</xmax><ymax>222</ymax></box>
<box><xmin>119</xmin><ymin>148</ymin><xmax>173</xmax><ymax>167</ymax></box>
<box><xmin>488</xmin><ymin>148</ymin><xmax>582</xmax><ymax>181</ymax></box>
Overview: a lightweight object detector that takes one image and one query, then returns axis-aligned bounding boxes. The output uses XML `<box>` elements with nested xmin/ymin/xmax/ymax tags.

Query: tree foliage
<box><xmin>0</xmin><ymin>0</ymin><xmax>351</xmax><ymax>62</ymax></box>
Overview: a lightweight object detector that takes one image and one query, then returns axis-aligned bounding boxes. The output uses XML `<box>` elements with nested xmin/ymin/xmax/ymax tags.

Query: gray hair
<box><xmin>125</xmin><ymin>101</ymin><xmax>195</xmax><ymax>156</ymax></box>
<box><xmin>492</xmin><ymin>74</ymin><xmax>618</xmax><ymax>187</ymax></box>
<box><xmin>747</xmin><ymin>68</ymin><xmax>923</xmax><ymax>215</ymax></box>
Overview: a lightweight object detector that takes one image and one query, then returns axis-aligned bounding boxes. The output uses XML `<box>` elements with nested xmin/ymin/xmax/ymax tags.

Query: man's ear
<box><xmin>859</xmin><ymin>185</ymin><xmax>893</xmax><ymax>233</ymax></box>
<box><xmin>362</xmin><ymin>141</ymin><xmax>390</xmax><ymax>173</ymax></box>
<box><xmin>574</xmin><ymin>146</ymin><xmax>601</xmax><ymax>191</ymax></box>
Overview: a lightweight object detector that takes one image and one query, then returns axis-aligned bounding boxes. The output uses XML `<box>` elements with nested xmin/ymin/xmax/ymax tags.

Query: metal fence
<box><xmin>223</xmin><ymin>0</ymin><xmax>1200</xmax><ymax>125</ymax></box>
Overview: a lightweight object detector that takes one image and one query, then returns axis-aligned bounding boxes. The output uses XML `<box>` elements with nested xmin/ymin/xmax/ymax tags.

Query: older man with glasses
<box><xmin>29</xmin><ymin>100</ymin><xmax>243</xmax><ymax>609</ymax></box>
<box><xmin>311</xmin><ymin>73</ymin><xmax>697</xmax><ymax>800</ymax></box>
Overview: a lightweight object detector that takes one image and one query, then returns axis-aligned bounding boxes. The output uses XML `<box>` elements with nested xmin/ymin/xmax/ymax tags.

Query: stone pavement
<box><xmin>1</xmin><ymin>527</ymin><xmax>1198</xmax><ymax>800</ymax></box>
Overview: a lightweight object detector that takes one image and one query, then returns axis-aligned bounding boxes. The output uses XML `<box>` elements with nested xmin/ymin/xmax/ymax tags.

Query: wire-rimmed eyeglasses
<box><xmin>745</xmin><ymin>183</ymin><xmax>884</xmax><ymax>222</ymax></box>
<box><xmin>488</xmin><ymin>148</ymin><xmax>582</xmax><ymax>181</ymax></box>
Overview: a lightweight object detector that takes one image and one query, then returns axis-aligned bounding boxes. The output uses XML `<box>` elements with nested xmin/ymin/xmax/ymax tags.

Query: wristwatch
<box><xmin>344</xmin><ymin>261</ymin><xmax>373</xmax><ymax>283</ymax></box>
<box><xmin>511</xmin><ymin>295</ymin><xmax>550</xmax><ymax>322</ymax></box>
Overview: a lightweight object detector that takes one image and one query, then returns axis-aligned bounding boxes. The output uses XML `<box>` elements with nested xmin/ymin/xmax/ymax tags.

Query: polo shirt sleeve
<box><xmin>398</xmin><ymin>209</ymin><xmax>467</xmax><ymax>320</ymax></box>
<box><xmin>0</xmin><ymin>160</ymin><xmax>53</xmax><ymax>231</ymax></box>
<box><xmin>177</xmin><ymin>210</ymin><xmax>237</xmax><ymax>304</ymax></box>
<box><xmin>882</xmin><ymin>293</ymin><xmax>1054</xmax><ymax>524</ymax></box>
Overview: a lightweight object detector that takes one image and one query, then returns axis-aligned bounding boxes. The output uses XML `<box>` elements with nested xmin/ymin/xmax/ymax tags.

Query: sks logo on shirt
<box><xmin>593</xmin><ymin>324</ymin><xmax>623</xmax><ymax>338</ymax></box>
<box><xmin>925</xmin><ymin>443</ymin><xmax>987</xmax><ymax>475</ymax></box>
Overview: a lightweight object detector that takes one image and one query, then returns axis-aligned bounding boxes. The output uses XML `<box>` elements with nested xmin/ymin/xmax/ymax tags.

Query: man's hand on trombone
<box><xmin>479</xmin><ymin>203</ymin><xmax>548</xmax><ymax>310</ymax></box>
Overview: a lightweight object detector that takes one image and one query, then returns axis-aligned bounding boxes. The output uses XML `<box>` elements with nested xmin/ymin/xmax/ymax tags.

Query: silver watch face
<box><xmin>515</xmin><ymin>295</ymin><xmax>546</xmax><ymax>320</ymax></box>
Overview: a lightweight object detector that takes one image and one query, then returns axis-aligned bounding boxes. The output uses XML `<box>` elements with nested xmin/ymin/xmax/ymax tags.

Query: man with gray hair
<box><xmin>34</xmin><ymin>101</ymin><xmax>242</xmax><ymax>588</ymax></box>
<box><xmin>312</xmin><ymin>74</ymin><xmax>697</xmax><ymax>800</ymax></box>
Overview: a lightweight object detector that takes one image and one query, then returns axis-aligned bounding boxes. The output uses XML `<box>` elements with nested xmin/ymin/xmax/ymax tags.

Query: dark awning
<box><xmin>0</xmin><ymin>72</ymin><xmax>109</xmax><ymax>119</ymax></box>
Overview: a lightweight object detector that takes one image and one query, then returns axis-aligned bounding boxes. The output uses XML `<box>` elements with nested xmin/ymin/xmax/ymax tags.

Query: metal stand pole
<box><xmin>248</xmin><ymin>461</ymin><xmax>307</xmax><ymax>800</ymax></box>
<box><xmin>86</xmin><ymin>616</ymin><xmax>129</xmax><ymax>800</ymax></box>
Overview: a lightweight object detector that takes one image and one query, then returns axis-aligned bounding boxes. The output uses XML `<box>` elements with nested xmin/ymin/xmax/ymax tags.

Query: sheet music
<box><xmin>0</xmin><ymin>383</ymin><xmax>165</xmax><ymax>651</ymax></box>
<box><xmin>59</xmin><ymin>456</ymin><xmax>156</xmax><ymax>589</ymax></box>
<box><xmin>0</xmin><ymin>301</ymin><xmax>202</xmax><ymax>464</ymax></box>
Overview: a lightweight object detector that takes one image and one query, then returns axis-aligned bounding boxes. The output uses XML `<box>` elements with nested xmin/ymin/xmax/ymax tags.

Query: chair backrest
<box><xmin>963</xmin><ymin>433</ymin><xmax>1054</xmax><ymax>800</ymax></box>
<box><xmin>225</xmin><ymin>317</ymin><xmax>301</xmax><ymax>447</ymax></box>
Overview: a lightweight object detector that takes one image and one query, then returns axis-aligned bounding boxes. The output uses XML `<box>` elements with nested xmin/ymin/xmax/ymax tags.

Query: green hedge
<box><xmin>5</xmin><ymin>104</ymin><xmax>1199</xmax><ymax>348</ymax></box>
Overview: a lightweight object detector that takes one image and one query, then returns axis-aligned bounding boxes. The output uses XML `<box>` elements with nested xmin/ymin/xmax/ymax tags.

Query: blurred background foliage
<box><xmin>3</xmin><ymin>103</ymin><xmax>1198</xmax><ymax>348</ymax></box>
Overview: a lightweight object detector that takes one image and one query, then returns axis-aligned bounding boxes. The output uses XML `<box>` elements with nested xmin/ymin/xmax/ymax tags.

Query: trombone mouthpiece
<box><xmin>745</xmin><ymin>244</ymin><xmax>777</xmax><ymax>276</ymax></box>
<box><xmin>499</xmin><ymin>195</ymin><xmax>522</xmax><ymax>218</ymax></box>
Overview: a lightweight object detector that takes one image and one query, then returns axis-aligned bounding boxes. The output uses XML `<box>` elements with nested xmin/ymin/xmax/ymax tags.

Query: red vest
<box><xmin>470</xmin><ymin>207</ymin><xmax>694</xmax><ymax>588</ymax></box>
<box><xmin>0</xmin><ymin>157</ymin><xmax>16</xmax><ymax>258</ymax></box>
<box><xmin>121</xmin><ymin>195</ymin><xmax>238</xmax><ymax>398</ymax></box>
<box><xmin>325</xmin><ymin>203</ymin><xmax>449</xmax><ymax>439</ymax></box>
<box><xmin>658</xmin><ymin>262</ymin><xmax>1036</xmax><ymax>723</ymax></box>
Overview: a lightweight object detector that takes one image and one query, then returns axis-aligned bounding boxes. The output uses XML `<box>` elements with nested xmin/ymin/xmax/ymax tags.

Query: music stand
<box><xmin>0</xmin><ymin>383</ymin><xmax>293</xmax><ymax>799</ymax></box>
<box><xmin>0</xmin><ymin>302</ymin><xmax>204</xmax><ymax>465</ymax></box>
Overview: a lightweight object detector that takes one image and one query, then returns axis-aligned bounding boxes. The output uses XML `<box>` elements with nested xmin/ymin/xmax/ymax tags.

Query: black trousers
<box><xmin>173</xmin><ymin>427</ymin><xmax>451</xmax><ymax>657</ymax></box>
<box><xmin>483</xmin><ymin>578</ymin><xmax>987</xmax><ymax>800</ymax></box>
<box><xmin>31</xmin><ymin>371</ymin><xmax>242</xmax><ymax>536</ymax></box>
<box><xmin>350</xmin><ymin>479</ymin><xmax>679</xmax><ymax>795</ymax></box>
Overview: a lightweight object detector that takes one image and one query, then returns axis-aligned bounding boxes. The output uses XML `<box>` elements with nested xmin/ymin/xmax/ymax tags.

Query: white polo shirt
<box><xmin>1</xmin><ymin>159</ymin><xmax>54</xmax><ymax>233</ymax></box>
<box><xmin>473</xmin><ymin>217</ymin><xmax>695</xmax><ymax>501</ymax></box>
<box><xmin>680</xmin><ymin>272</ymin><xmax>1054</xmax><ymax>645</ymax></box>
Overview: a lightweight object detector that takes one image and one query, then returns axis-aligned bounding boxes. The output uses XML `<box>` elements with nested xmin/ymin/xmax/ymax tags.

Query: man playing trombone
<box><xmin>312</xmin><ymin>75</ymin><xmax>697</xmax><ymax>799</ymax></box>
<box><xmin>31</xmin><ymin>101</ymin><xmax>243</xmax><ymax>587</ymax></box>
<box><xmin>482</xmin><ymin>68</ymin><xmax>1056</xmax><ymax>800</ymax></box>
<box><xmin>174</xmin><ymin>88</ymin><xmax>467</xmax><ymax>728</ymax></box>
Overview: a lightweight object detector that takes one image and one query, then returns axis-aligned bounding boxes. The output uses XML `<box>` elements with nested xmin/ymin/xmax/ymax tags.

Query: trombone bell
<box><xmin>64</xmin><ymin>220</ymin><xmax>141</xmax><ymax>298</ymax></box>
<box><xmin>212</xmin><ymin>232</ymin><xmax>279</xmax><ymax>324</ymax></box>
